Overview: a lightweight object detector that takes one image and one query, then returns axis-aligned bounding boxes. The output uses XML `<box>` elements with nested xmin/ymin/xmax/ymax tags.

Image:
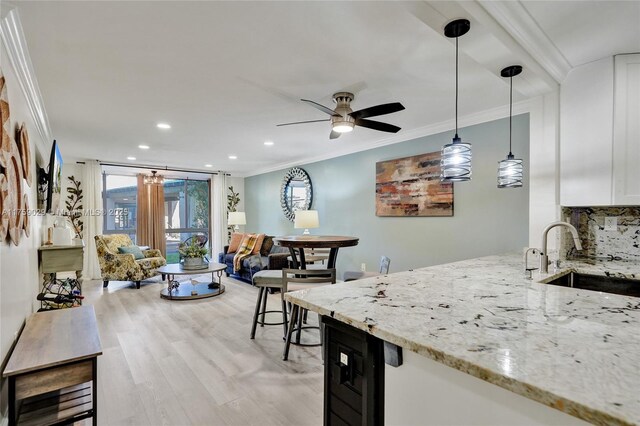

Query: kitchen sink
<box><xmin>544</xmin><ymin>272</ymin><xmax>640</xmax><ymax>297</ymax></box>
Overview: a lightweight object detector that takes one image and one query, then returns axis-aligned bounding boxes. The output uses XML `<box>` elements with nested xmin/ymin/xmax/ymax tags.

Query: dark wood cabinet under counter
<box><xmin>322</xmin><ymin>316</ymin><xmax>385</xmax><ymax>426</ymax></box>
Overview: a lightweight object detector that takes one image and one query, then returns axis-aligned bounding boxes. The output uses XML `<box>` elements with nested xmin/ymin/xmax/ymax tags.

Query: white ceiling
<box><xmin>14</xmin><ymin>1</ymin><xmax>640</xmax><ymax>176</ymax></box>
<box><xmin>521</xmin><ymin>0</ymin><xmax>640</xmax><ymax>68</ymax></box>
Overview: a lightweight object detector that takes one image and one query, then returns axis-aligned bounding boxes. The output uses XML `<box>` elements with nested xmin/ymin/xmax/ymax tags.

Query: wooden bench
<box><xmin>2</xmin><ymin>306</ymin><xmax>102</xmax><ymax>426</ymax></box>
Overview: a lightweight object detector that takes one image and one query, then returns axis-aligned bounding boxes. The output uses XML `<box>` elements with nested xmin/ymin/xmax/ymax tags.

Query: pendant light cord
<box><xmin>455</xmin><ymin>36</ymin><xmax>459</xmax><ymax>138</ymax></box>
<box><xmin>509</xmin><ymin>75</ymin><xmax>513</xmax><ymax>156</ymax></box>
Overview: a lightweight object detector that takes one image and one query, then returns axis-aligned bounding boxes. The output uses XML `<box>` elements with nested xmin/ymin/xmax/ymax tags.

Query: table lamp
<box><xmin>228</xmin><ymin>212</ymin><xmax>246</xmax><ymax>231</ymax></box>
<box><xmin>294</xmin><ymin>210</ymin><xmax>319</xmax><ymax>235</ymax></box>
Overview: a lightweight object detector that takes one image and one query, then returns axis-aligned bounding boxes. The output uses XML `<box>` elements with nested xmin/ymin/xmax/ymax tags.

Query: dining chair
<box><xmin>281</xmin><ymin>268</ymin><xmax>336</xmax><ymax>361</ymax></box>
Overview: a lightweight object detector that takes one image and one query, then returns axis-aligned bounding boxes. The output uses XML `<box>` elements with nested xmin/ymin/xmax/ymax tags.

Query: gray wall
<box><xmin>245</xmin><ymin>114</ymin><xmax>529</xmax><ymax>276</ymax></box>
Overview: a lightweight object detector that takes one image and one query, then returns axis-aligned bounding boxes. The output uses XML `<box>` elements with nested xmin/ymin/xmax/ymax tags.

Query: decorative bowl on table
<box><xmin>180</xmin><ymin>257</ymin><xmax>209</xmax><ymax>270</ymax></box>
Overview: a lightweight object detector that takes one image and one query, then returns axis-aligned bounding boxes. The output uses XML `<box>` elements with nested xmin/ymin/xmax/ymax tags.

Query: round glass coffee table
<box><xmin>158</xmin><ymin>262</ymin><xmax>227</xmax><ymax>300</ymax></box>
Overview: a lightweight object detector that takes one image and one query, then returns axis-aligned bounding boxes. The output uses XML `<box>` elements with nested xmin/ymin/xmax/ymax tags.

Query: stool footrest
<box><xmin>289</xmin><ymin>325</ymin><xmax>321</xmax><ymax>347</ymax></box>
<box><xmin>257</xmin><ymin>309</ymin><xmax>286</xmax><ymax>326</ymax></box>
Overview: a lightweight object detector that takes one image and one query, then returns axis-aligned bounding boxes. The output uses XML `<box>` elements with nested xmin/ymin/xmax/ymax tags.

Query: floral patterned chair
<box><xmin>95</xmin><ymin>234</ymin><xmax>166</xmax><ymax>289</ymax></box>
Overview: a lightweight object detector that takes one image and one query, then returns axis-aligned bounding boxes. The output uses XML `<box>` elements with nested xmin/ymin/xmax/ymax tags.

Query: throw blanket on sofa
<box><xmin>233</xmin><ymin>234</ymin><xmax>259</xmax><ymax>272</ymax></box>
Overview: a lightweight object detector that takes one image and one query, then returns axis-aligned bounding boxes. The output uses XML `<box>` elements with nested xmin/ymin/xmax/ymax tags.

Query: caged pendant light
<box><xmin>497</xmin><ymin>65</ymin><xmax>524</xmax><ymax>188</ymax></box>
<box><xmin>441</xmin><ymin>19</ymin><xmax>472</xmax><ymax>182</ymax></box>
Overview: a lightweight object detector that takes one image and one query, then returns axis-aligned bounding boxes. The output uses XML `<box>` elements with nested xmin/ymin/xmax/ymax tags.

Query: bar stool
<box><xmin>282</xmin><ymin>268</ymin><xmax>336</xmax><ymax>361</ymax></box>
<box><xmin>250</xmin><ymin>270</ymin><xmax>287</xmax><ymax>339</ymax></box>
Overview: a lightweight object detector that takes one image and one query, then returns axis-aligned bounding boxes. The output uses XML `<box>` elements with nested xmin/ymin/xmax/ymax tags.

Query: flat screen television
<box><xmin>45</xmin><ymin>140</ymin><xmax>63</xmax><ymax>214</ymax></box>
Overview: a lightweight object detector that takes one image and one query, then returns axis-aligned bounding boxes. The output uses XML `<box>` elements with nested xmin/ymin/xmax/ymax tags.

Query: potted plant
<box><xmin>178</xmin><ymin>240</ymin><xmax>209</xmax><ymax>269</ymax></box>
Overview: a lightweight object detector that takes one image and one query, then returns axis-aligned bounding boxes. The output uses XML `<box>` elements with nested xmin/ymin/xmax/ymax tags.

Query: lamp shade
<box><xmin>498</xmin><ymin>155</ymin><xmax>523</xmax><ymax>188</ymax></box>
<box><xmin>441</xmin><ymin>136</ymin><xmax>472</xmax><ymax>182</ymax></box>
<box><xmin>228</xmin><ymin>211</ymin><xmax>246</xmax><ymax>226</ymax></box>
<box><xmin>294</xmin><ymin>210</ymin><xmax>319</xmax><ymax>230</ymax></box>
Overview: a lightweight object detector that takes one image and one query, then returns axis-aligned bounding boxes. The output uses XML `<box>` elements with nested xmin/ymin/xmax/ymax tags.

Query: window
<box><xmin>164</xmin><ymin>179</ymin><xmax>210</xmax><ymax>263</ymax></box>
<box><xmin>101</xmin><ymin>172</ymin><xmax>211</xmax><ymax>262</ymax></box>
<box><xmin>102</xmin><ymin>174</ymin><xmax>138</xmax><ymax>242</ymax></box>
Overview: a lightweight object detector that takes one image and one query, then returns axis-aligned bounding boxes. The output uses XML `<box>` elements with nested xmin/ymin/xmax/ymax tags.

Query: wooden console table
<box><xmin>2</xmin><ymin>306</ymin><xmax>102</xmax><ymax>426</ymax></box>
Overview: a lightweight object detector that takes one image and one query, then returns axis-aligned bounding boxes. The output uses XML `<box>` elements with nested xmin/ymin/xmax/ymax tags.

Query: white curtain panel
<box><xmin>211</xmin><ymin>173</ymin><xmax>228</xmax><ymax>259</ymax></box>
<box><xmin>82</xmin><ymin>160</ymin><xmax>103</xmax><ymax>280</ymax></box>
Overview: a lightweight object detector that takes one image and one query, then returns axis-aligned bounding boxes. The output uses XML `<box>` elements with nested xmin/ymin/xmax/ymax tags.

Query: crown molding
<box><xmin>477</xmin><ymin>0</ymin><xmax>572</xmax><ymax>84</ymax></box>
<box><xmin>243</xmin><ymin>99</ymin><xmax>530</xmax><ymax>178</ymax></box>
<box><xmin>0</xmin><ymin>7</ymin><xmax>52</xmax><ymax>156</ymax></box>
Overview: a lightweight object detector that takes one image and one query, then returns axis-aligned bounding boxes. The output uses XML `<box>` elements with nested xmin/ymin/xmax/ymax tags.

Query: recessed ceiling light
<box><xmin>264</xmin><ymin>141</ymin><xmax>274</xmax><ymax>146</ymax></box>
<box><xmin>205</xmin><ymin>164</ymin><xmax>213</xmax><ymax>168</ymax></box>
<box><xmin>228</xmin><ymin>155</ymin><xmax>237</xmax><ymax>160</ymax></box>
<box><xmin>123</xmin><ymin>198</ymin><xmax>129</xmax><ymax>201</ymax></box>
<box><xmin>138</xmin><ymin>144</ymin><xmax>150</xmax><ymax>149</ymax></box>
<box><xmin>127</xmin><ymin>156</ymin><xmax>136</xmax><ymax>161</ymax></box>
<box><xmin>157</xmin><ymin>123</ymin><xmax>171</xmax><ymax>129</ymax></box>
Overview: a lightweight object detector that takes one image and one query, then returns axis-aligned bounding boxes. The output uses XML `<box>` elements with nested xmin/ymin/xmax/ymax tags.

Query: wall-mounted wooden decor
<box><xmin>17</xmin><ymin>123</ymin><xmax>31</xmax><ymax>186</ymax></box>
<box><xmin>376</xmin><ymin>151</ymin><xmax>454</xmax><ymax>217</ymax></box>
<box><xmin>5</xmin><ymin>137</ymin><xmax>24</xmax><ymax>245</ymax></box>
<box><xmin>0</xmin><ymin>69</ymin><xmax>10</xmax><ymax>243</ymax></box>
<box><xmin>22</xmin><ymin>194</ymin><xmax>30</xmax><ymax>237</ymax></box>
<box><xmin>0</xmin><ymin>174</ymin><xmax>8</xmax><ymax>240</ymax></box>
<box><xmin>0</xmin><ymin>67</ymin><xmax>30</xmax><ymax>245</ymax></box>
<box><xmin>0</xmin><ymin>72</ymin><xmax>9</xmax><ymax>168</ymax></box>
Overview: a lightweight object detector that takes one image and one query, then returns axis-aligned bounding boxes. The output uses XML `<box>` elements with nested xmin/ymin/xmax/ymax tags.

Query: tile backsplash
<box><xmin>560</xmin><ymin>206</ymin><xmax>640</xmax><ymax>261</ymax></box>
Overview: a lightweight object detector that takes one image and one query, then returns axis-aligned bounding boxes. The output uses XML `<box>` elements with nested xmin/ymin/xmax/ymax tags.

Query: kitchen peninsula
<box><xmin>285</xmin><ymin>253</ymin><xmax>640</xmax><ymax>425</ymax></box>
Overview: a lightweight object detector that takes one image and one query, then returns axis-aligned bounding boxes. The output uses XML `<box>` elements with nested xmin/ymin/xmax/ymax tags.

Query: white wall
<box><xmin>528</xmin><ymin>91</ymin><xmax>561</xmax><ymax>250</ymax></box>
<box><xmin>0</xmin><ymin>30</ymin><xmax>48</xmax><ymax>420</ymax></box>
<box><xmin>386</xmin><ymin>350</ymin><xmax>589</xmax><ymax>425</ymax></box>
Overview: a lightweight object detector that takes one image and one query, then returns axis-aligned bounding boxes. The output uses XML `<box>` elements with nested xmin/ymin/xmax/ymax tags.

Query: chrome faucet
<box><xmin>524</xmin><ymin>248</ymin><xmax>540</xmax><ymax>279</ymax></box>
<box><xmin>540</xmin><ymin>221</ymin><xmax>582</xmax><ymax>273</ymax></box>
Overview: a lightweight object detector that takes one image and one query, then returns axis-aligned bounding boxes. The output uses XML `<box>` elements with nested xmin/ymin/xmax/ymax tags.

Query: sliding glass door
<box><xmin>102</xmin><ymin>174</ymin><xmax>138</xmax><ymax>242</ymax></box>
<box><xmin>164</xmin><ymin>179</ymin><xmax>210</xmax><ymax>263</ymax></box>
<box><xmin>102</xmin><ymin>172</ymin><xmax>211</xmax><ymax>263</ymax></box>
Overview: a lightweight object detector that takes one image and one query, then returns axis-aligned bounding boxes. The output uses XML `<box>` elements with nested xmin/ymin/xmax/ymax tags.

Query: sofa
<box><xmin>218</xmin><ymin>234</ymin><xmax>290</xmax><ymax>283</ymax></box>
<box><xmin>95</xmin><ymin>234</ymin><xmax>167</xmax><ymax>289</ymax></box>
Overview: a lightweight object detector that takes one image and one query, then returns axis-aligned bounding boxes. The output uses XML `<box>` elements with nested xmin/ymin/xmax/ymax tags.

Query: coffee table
<box><xmin>157</xmin><ymin>262</ymin><xmax>227</xmax><ymax>300</ymax></box>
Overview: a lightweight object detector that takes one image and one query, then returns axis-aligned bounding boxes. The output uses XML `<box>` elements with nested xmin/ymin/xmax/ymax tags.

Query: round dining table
<box><xmin>273</xmin><ymin>235</ymin><xmax>359</xmax><ymax>269</ymax></box>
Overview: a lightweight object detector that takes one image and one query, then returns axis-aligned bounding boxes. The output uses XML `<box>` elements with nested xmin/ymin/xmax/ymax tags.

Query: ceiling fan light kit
<box><xmin>331</xmin><ymin>92</ymin><xmax>356</xmax><ymax>133</ymax></box>
<box><xmin>441</xmin><ymin>19</ymin><xmax>472</xmax><ymax>183</ymax></box>
<box><xmin>278</xmin><ymin>91</ymin><xmax>404</xmax><ymax>139</ymax></box>
<box><xmin>498</xmin><ymin>65</ymin><xmax>524</xmax><ymax>188</ymax></box>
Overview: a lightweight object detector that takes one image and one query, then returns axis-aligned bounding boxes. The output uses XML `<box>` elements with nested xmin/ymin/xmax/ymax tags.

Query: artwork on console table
<box><xmin>376</xmin><ymin>151</ymin><xmax>453</xmax><ymax>217</ymax></box>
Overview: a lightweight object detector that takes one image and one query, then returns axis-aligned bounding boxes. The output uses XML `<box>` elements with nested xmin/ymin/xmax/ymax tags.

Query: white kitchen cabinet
<box><xmin>560</xmin><ymin>57</ymin><xmax>614</xmax><ymax>206</ymax></box>
<box><xmin>560</xmin><ymin>54</ymin><xmax>640</xmax><ymax>206</ymax></box>
<box><xmin>613</xmin><ymin>54</ymin><xmax>640</xmax><ymax>205</ymax></box>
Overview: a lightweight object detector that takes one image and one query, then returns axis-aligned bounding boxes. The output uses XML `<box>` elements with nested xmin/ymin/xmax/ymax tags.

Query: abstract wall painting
<box><xmin>376</xmin><ymin>151</ymin><xmax>453</xmax><ymax>217</ymax></box>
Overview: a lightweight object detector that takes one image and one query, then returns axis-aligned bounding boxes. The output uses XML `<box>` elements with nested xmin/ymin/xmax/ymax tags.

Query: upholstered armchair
<box><xmin>94</xmin><ymin>234</ymin><xmax>166</xmax><ymax>289</ymax></box>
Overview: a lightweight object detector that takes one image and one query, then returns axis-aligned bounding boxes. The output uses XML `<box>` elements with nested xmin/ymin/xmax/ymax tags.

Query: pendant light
<box><xmin>497</xmin><ymin>65</ymin><xmax>523</xmax><ymax>188</ymax></box>
<box><xmin>143</xmin><ymin>170</ymin><xmax>164</xmax><ymax>185</ymax></box>
<box><xmin>441</xmin><ymin>19</ymin><xmax>471</xmax><ymax>182</ymax></box>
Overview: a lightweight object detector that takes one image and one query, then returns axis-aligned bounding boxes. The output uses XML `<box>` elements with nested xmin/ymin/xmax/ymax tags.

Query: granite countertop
<box><xmin>284</xmin><ymin>253</ymin><xmax>640</xmax><ymax>426</ymax></box>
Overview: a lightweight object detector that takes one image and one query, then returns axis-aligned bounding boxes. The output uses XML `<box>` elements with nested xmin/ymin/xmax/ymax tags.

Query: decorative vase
<box><xmin>183</xmin><ymin>256</ymin><xmax>205</xmax><ymax>268</ymax></box>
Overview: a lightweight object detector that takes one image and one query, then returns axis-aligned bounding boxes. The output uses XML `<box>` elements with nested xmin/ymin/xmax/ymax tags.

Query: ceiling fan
<box><xmin>277</xmin><ymin>92</ymin><xmax>405</xmax><ymax>139</ymax></box>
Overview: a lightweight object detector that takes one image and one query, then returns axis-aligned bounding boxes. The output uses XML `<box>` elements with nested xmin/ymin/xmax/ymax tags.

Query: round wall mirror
<box><xmin>280</xmin><ymin>167</ymin><xmax>313</xmax><ymax>222</ymax></box>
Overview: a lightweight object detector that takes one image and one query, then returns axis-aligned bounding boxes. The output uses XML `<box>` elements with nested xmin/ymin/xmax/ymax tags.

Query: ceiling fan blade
<box><xmin>354</xmin><ymin>118</ymin><xmax>401</xmax><ymax>133</ymax></box>
<box><xmin>350</xmin><ymin>102</ymin><xmax>405</xmax><ymax>120</ymax></box>
<box><xmin>277</xmin><ymin>119</ymin><xmax>330</xmax><ymax>127</ymax></box>
<box><xmin>301</xmin><ymin>99</ymin><xmax>340</xmax><ymax>116</ymax></box>
<box><xmin>329</xmin><ymin>130</ymin><xmax>341</xmax><ymax>140</ymax></box>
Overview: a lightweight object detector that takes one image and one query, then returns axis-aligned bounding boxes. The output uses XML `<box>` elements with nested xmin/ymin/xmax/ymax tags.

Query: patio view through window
<box><xmin>102</xmin><ymin>173</ymin><xmax>211</xmax><ymax>263</ymax></box>
<box><xmin>102</xmin><ymin>174</ymin><xmax>138</xmax><ymax>242</ymax></box>
<box><xmin>164</xmin><ymin>179</ymin><xmax>210</xmax><ymax>264</ymax></box>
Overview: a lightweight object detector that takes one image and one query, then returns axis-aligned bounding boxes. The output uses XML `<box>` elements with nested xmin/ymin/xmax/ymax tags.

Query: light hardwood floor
<box><xmin>84</xmin><ymin>275</ymin><xmax>323</xmax><ymax>425</ymax></box>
